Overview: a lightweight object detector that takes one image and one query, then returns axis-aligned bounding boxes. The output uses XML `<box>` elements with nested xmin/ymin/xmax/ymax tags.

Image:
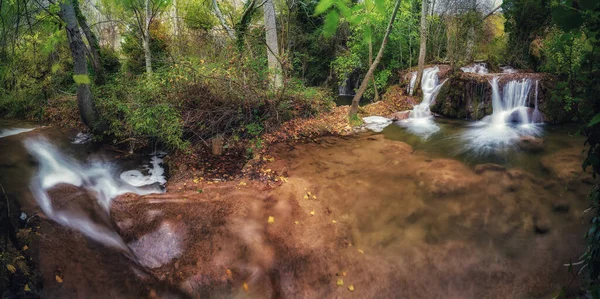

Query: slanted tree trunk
<box><xmin>212</xmin><ymin>0</ymin><xmax>235</xmax><ymax>39</ymax></box>
<box><xmin>59</xmin><ymin>0</ymin><xmax>102</xmax><ymax>132</ymax></box>
<box><xmin>72</xmin><ymin>0</ymin><xmax>104</xmax><ymax>85</ymax></box>
<box><xmin>143</xmin><ymin>0</ymin><xmax>152</xmax><ymax>76</ymax></box>
<box><xmin>349</xmin><ymin>0</ymin><xmax>402</xmax><ymax>117</ymax></box>
<box><xmin>263</xmin><ymin>0</ymin><xmax>282</xmax><ymax>89</ymax></box>
<box><xmin>414</xmin><ymin>0</ymin><xmax>428</xmax><ymax>95</ymax></box>
<box><xmin>369</xmin><ymin>39</ymin><xmax>379</xmax><ymax>101</ymax></box>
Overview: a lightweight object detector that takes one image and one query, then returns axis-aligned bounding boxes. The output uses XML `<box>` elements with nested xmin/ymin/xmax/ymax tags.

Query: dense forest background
<box><xmin>0</xmin><ymin>0</ymin><xmax>597</xmax><ymax>149</ymax></box>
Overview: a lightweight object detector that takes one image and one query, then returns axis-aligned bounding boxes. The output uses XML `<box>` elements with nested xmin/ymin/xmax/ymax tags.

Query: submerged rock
<box><xmin>474</xmin><ymin>163</ymin><xmax>506</xmax><ymax>174</ymax></box>
<box><xmin>518</xmin><ymin>136</ymin><xmax>545</xmax><ymax>152</ymax></box>
<box><xmin>552</xmin><ymin>200</ymin><xmax>570</xmax><ymax>213</ymax></box>
<box><xmin>534</xmin><ymin>217</ymin><xmax>551</xmax><ymax>234</ymax></box>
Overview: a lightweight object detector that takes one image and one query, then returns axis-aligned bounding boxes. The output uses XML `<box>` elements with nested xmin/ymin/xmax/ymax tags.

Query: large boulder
<box><xmin>390</xmin><ymin>110</ymin><xmax>411</xmax><ymax>121</ymax></box>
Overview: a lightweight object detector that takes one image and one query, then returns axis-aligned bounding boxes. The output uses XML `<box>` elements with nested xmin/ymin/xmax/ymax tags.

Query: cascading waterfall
<box><xmin>461</xmin><ymin>76</ymin><xmax>543</xmax><ymax>155</ymax></box>
<box><xmin>398</xmin><ymin>66</ymin><xmax>447</xmax><ymax>139</ymax></box>
<box><xmin>24</xmin><ymin>137</ymin><xmax>165</xmax><ymax>251</ymax></box>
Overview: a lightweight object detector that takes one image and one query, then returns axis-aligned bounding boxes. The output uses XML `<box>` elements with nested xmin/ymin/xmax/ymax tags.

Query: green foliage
<box><xmin>97</xmin><ymin>73</ymin><xmax>188</xmax><ymax>150</ymax></box>
<box><xmin>121</xmin><ymin>25</ymin><xmax>169</xmax><ymax>75</ymax></box>
<box><xmin>502</xmin><ymin>0</ymin><xmax>552</xmax><ymax>69</ymax></box>
<box><xmin>184</xmin><ymin>1</ymin><xmax>218</xmax><ymax>30</ymax></box>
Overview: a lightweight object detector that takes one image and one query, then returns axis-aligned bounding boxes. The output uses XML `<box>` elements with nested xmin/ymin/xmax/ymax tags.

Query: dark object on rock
<box><xmin>212</xmin><ymin>135</ymin><xmax>224</xmax><ymax>155</ymax></box>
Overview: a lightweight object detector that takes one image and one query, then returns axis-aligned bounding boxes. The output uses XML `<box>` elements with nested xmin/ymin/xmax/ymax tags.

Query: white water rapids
<box><xmin>24</xmin><ymin>138</ymin><xmax>166</xmax><ymax>251</ymax></box>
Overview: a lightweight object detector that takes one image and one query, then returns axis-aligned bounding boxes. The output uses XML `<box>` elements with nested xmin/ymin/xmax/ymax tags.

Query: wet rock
<box><xmin>474</xmin><ymin>163</ymin><xmax>506</xmax><ymax>174</ymax></box>
<box><xmin>552</xmin><ymin>200</ymin><xmax>570</xmax><ymax>213</ymax></box>
<box><xmin>518</xmin><ymin>136</ymin><xmax>545</xmax><ymax>152</ymax></box>
<box><xmin>390</xmin><ymin>111</ymin><xmax>411</xmax><ymax>121</ymax></box>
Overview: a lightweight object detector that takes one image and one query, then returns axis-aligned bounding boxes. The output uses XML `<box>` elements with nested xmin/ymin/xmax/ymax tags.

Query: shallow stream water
<box><xmin>0</xmin><ymin>118</ymin><xmax>594</xmax><ymax>298</ymax></box>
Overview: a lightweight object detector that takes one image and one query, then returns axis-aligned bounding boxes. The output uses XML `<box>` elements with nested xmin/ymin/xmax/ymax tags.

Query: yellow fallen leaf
<box><xmin>268</xmin><ymin>216</ymin><xmax>275</xmax><ymax>224</ymax></box>
<box><xmin>226</xmin><ymin>269</ymin><xmax>232</xmax><ymax>279</ymax></box>
<box><xmin>332</xmin><ymin>220</ymin><xmax>337</xmax><ymax>224</ymax></box>
<box><xmin>22</xmin><ymin>245</ymin><xmax>28</xmax><ymax>251</ymax></box>
<box><xmin>358</xmin><ymin>249</ymin><xmax>364</xmax><ymax>254</ymax></box>
<box><xmin>6</xmin><ymin>264</ymin><xmax>16</xmax><ymax>273</ymax></box>
<box><xmin>307</xmin><ymin>192</ymin><xmax>312</xmax><ymax>196</ymax></box>
<box><xmin>310</xmin><ymin>211</ymin><xmax>315</xmax><ymax>216</ymax></box>
<box><xmin>24</xmin><ymin>284</ymin><xmax>31</xmax><ymax>292</ymax></box>
<box><xmin>294</xmin><ymin>221</ymin><xmax>299</xmax><ymax>225</ymax></box>
<box><xmin>303</xmin><ymin>194</ymin><xmax>309</xmax><ymax>200</ymax></box>
<box><xmin>348</xmin><ymin>285</ymin><xmax>355</xmax><ymax>292</ymax></box>
<box><xmin>243</xmin><ymin>282</ymin><xmax>249</xmax><ymax>291</ymax></box>
<box><xmin>336</xmin><ymin>279</ymin><xmax>344</xmax><ymax>286</ymax></box>
<box><xmin>312</xmin><ymin>195</ymin><xmax>317</xmax><ymax>200</ymax></box>
<box><xmin>239</xmin><ymin>181</ymin><xmax>247</xmax><ymax>186</ymax></box>
<box><xmin>55</xmin><ymin>275</ymin><xmax>63</xmax><ymax>283</ymax></box>
<box><xmin>193</xmin><ymin>179</ymin><xmax>199</xmax><ymax>183</ymax></box>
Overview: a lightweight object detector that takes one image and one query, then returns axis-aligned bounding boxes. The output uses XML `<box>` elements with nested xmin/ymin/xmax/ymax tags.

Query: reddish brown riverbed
<box><xmin>1</xmin><ymin>123</ymin><xmax>594</xmax><ymax>298</ymax></box>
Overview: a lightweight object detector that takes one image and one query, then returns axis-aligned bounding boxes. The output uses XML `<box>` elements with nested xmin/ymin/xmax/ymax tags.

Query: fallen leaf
<box><xmin>24</xmin><ymin>284</ymin><xmax>31</xmax><ymax>292</ymax></box>
<box><xmin>268</xmin><ymin>216</ymin><xmax>275</xmax><ymax>224</ymax></box>
<box><xmin>294</xmin><ymin>221</ymin><xmax>299</xmax><ymax>225</ymax></box>
<box><xmin>358</xmin><ymin>249</ymin><xmax>364</xmax><ymax>254</ymax></box>
<box><xmin>6</xmin><ymin>264</ymin><xmax>16</xmax><ymax>273</ymax></box>
<box><xmin>239</xmin><ymin>181</ymin><xmax>247</xmax><ymax>186</ymax></box>
<box><xmin>312</xmin><ymin>195</ymin><xmax>317</xmax><ymax>200</ymax></box>
<box><xmin>348</xmin><ymin>285</ymin><xmax>355</xmax><ymax>292</ymax></box>
<box><xmin>303</xmin><ymin>194</ymin><xmax>309</xmax><ymax>200</ymax></box>
<box><xmin>55</xmin><ymin>275</ymin><xmax>63</xmax><ymax>283</ymax></box>
<box><xmin>332</xmin><ymin>220</ymin><xmax>337</xmax><ymax>224</ymax></box>
<box><xmin>243</xmin><ymin>282</ymin><xmax>249</xmax><ymax>291</ymax></box>
<box><xmin>337</xmin><ymin>279</ymin><xmax>344</xmax><ymax>286</ymax></box>
<box><xmin>226</xmin><ymin>269</ymin><xmax>232</xmax><ymax>279</ymax></box>
<box><xmin>22</xmin><ymin>245</ymin><xmax>28</xmax><ymax>251</ymax></box>
<box><xmin>310</xmin><ymin>211</ymin><xmax>315</xmax><ymax>216</ymax></box>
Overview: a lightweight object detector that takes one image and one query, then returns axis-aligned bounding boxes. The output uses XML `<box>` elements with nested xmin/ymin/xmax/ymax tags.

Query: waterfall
<box><xmin>398</xmin><ymin>66</ymin><xmax>447</xmax><ymax>139</ymax></box>
<box><xmin>489</xmin><ymin>77</ymin><xmax>533</xmax><ymax>124</ymax></box>
<box><xmin>461</xmin><ymin>76</ymin><xmax>543</xmax><ymax>155</ymax></box>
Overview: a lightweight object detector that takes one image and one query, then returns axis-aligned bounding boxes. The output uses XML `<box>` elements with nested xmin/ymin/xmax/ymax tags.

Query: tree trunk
<box><xmin>72</xmin><ymin>0</ymin><xmax>104</xmax><ymax>85</ymax></box>
<box><xmin>212</xmin><ymin>0</ymin><xmax>235</xmax><ymax>39</ymax></box>
<box><xmin>414</xmin><ymin>0</ymin><xmax>428</xmax><ymax>95</ymax></box>
<box><xmin>369</xmin><ymin>39</ymin><xmax>379</xmax><ymax>102</ymax></box>
<box><xmin>59</xmin><ymin>0</ymin><xmax>102</xmax><ymax>132</ymax></box>
<box><xmin>143</xmin><ymin>0</ymin><xmax>152</xmax><ymax>76</ymax></box>
<box><xmin>263</xmin><ymin>0</ymin><xmax>282</xmax><ymax>89</ymax></box>
<box><xmin>349</xmin><ymin>0</ymin><xmax>402</xmax><ymax>117</ymax></box>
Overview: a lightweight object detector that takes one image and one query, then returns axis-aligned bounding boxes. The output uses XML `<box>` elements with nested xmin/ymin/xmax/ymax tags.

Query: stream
<box><xmin>0</xmin><ymin>118</ymin><xmax>594</xmax><ymax>298</ymax></box>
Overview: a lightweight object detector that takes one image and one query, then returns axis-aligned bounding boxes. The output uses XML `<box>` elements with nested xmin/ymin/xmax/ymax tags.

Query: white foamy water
<box><xmin>399</xmin><ymin>67</ymin><xmax>447</xmax><ymax>139</ymax></box>
<box><xmin>24</xmin><ymin>137</ymin><xmax>164</xmax><ymax>250</ymax></box>
<box><xmin>461</xmin><ymin>76</ymin><xmax>542</xmax><ymax>155</ymax></box>
<box><xmin>363</xmin><ymin>116</ymin><xmax>393</xmax><ymax>133</ymax></box>
<box><xmin>72</xmin><ymin>132</ymin><xmax>93</xmax><ymax>144</ymax></box>
<box><xmin>461</xmin><ymin>63</ymin><xmax>488</xmax><ymax>74</ymax></box>
<box><xmin>0</xmin><ymin>128</ymin><xmax>35</xmax><ymax>138</ymax></box>
<box><xmin>120</xmin><ymin>155</ymin><xmax>167</xmax><ymax>187</ymax></box>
